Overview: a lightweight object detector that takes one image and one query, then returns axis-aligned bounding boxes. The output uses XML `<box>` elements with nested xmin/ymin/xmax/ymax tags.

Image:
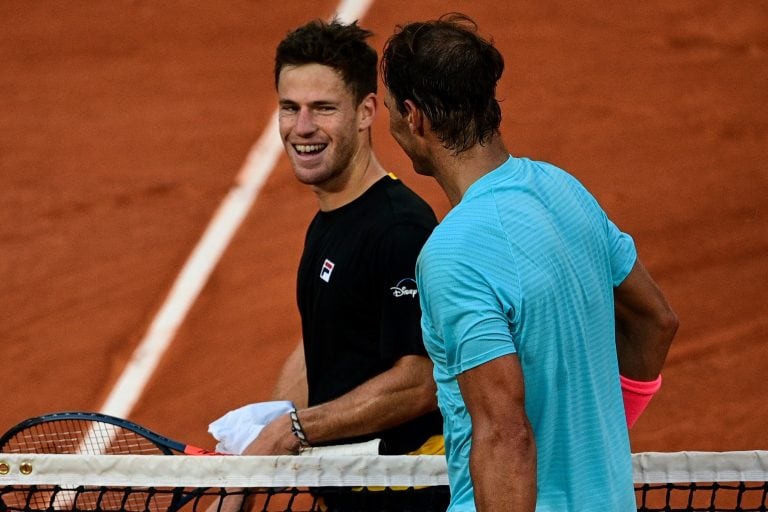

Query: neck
<box><xmin>431</xmin><ymin>136</ymin><xmax>509</xmax><ymax>207</ymax></box>
<box><xmin>314</xmin><ymin>150</ymin><xmax>386</xmax><ymax>211</ymax></box>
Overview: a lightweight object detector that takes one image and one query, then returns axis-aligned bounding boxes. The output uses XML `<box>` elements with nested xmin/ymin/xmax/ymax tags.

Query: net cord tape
<box><xmin>1</xmin><ymin>451</ymin><xmax>767</xmax><ymax>487</ymax></box>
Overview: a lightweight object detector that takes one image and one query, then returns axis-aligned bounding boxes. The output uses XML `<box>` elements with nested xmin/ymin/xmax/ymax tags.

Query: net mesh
<box><xmin>1</xmin><ymin>452</ymin><xmax>767</xmax><ymax>512</ymax></box>
<box><xmin>633</xmin><ymin>451</ymin><xmax>768</xmax><ymax>511</ymax></box>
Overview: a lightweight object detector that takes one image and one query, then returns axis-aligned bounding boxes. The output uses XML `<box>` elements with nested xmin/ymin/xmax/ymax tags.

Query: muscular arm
<box><xmin>458</xmin><ymin>355</ymin><xmax>536</xmax><ymax>512</ymax></box>
<box><xmin>614</xmin><ymin>258</ymin><xmax>679</xmax><ymax>380</ymax></box>
<box><xmin>245</xmin><ymin>354</ymin><xmax>437</xmax><ymax>455</ymax></box>
<box><xmin>457</xmin><ymin>354</ymin><xmax>536</xmax><ymax>512</ymax></box>
<box><xmin>299</xmin><ymin>354</ymin><xmax>436</xmax><ymax>441</ymax></box>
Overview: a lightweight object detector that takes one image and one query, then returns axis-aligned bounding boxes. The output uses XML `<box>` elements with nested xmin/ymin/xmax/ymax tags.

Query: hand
<box><xmin>242</xmin><ymin>413</ymin><xmax>301</xmax><ymax>455</ymax></box>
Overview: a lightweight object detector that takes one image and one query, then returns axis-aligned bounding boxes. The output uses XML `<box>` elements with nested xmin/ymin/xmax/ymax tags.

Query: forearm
<box><xmin>614</xmin><ymin>260</ymin><xmax>679</xmax><ymax>380</ymax></box>
<box><xmin>271</xmin><ymin>340</ymin><xmax>308</xmax><ymax>407</ymax></box>
<box><xmin>297</xmin><ymin>355</ymin><xmax>437</xmax><ymax>444</ymax></box>
<box><xmin>245</xmin><ymin>354</ymin><xmax>435</xmax><ymax>455</ymax></box>
<box><xmin>470</xmin><ymin>421</ymin><xmax>536</xmax><ymax>511</ymax></box>
<box><xmin>615</xmin><ymin>321</ymin><xmax>676</xmax><ymax>380</ymax></box>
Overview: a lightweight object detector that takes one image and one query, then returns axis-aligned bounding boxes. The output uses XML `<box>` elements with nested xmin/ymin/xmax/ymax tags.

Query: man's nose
<box><xmin>294</xmin><ymin>108</ymin><xmax>316</xmax><ymax>135</ymax></box>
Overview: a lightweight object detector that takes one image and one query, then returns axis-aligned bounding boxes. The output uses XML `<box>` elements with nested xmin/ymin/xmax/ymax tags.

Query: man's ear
<box><xmin>358</xmin><ymin>93</ymin><xmax>377</xmax><ymax>130</ymax></box>
<box><xmin>403</xmin><ymin>99</ymin><xmax>424</xmax><ymax>135</ymax></box>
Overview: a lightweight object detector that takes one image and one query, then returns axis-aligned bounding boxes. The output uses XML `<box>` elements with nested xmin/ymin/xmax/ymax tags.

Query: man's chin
<box><xmin>290</xmin><ymin>159</ymin><xmax>320</xmax><ymax>180</ymax></box>
<box><xmin>292</xmin><ymin>166</ymin><xmax>334</xmax><ymax>187</ymax></box>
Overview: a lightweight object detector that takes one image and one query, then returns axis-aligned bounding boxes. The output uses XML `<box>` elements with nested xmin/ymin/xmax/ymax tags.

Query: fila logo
<box><xmin>320</xmin><ymin>259</ymin><xmax>335</xmax><ymax>283</ymax></box>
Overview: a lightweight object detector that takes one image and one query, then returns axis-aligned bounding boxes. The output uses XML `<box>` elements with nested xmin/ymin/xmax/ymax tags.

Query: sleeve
<box><xmin>568</xmin><ymin>171</ymin><xmax>637</xmax><ymax>287</ymax></box>
<box><xmin>417</xmin><ymin>231</ymin><xmax>518</xmax><ymax>377</ymax></box>
<box><xmin>606</xmin><ymin>217</ymin><xmax>637</xmax><ymax>286</ymax></box>
<box><xmin>374</xmin><ymin>223</ymin><xmax>434</xmax><ymax>361</ymax></box>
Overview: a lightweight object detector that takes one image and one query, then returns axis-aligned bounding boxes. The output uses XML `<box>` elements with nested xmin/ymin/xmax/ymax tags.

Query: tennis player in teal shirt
<box><xmin>418</xmin><ymin>155</ymin><xmax>638</xmax><ymax>511</ymax></box>
<box><xmin>382</xmin><ymin>13</ymin><xmax>678</xmax><ymax>511</ymax></box>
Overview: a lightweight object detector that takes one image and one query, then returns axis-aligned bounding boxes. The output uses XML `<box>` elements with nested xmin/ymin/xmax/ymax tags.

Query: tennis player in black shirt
<box><xmin>243</xmin><ymin>18</ymin><xmax>444</xmax><ymax>470</ymax></box>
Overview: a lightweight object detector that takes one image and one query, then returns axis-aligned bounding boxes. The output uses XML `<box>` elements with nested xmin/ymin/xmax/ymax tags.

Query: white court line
<box><xmin>100</xmin><ymin>0</ymin><xmax>376</xmax><ymax>419</ymax></box>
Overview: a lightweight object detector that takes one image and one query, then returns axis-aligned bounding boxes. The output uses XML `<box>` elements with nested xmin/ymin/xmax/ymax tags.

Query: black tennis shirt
<box><xmin>297</xmin><ymin>174</ymin><xmax>442</xmax><ymax>454</ymax></box>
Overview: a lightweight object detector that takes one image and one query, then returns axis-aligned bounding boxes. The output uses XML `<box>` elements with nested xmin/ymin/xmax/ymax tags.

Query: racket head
<box><xmin>0</xmin><ymin>412</ymin><xmax>216</xmax><ymax>512</ymax></box>
<box><xmin>0</xmin><ymin>411</ymin><xmax>189</xmax><ymax>455</ymax></box>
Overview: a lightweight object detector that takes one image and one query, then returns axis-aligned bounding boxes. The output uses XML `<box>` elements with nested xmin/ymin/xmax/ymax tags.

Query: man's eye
<box><xmin>280</xmin><ymin>105</ymin><xmax>298</xmax><ymax>113</ymax></box>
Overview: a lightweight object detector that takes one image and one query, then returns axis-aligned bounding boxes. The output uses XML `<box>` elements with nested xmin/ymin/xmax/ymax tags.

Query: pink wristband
<box><xmin>620</xmin><ymin>374</ymin><xmax>662</xmax><ymax>428</ymax></box>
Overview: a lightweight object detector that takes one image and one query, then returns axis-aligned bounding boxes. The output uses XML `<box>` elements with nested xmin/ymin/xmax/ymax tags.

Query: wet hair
<box><xmin>381</xmin><ymin>13</ymin><xmax>504</xmax><ymax>153</ymax></box>
<box><xmin>275</xmin><ymin>18</ymin><xmax>378</xmax><ymax>105</ymax></box>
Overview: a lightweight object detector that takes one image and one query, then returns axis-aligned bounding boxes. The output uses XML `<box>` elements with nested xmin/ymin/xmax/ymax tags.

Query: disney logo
<box><xmin>391</xmin><ymin>278</ymin><xmax>418</xmax><ymax>298</ymax></box>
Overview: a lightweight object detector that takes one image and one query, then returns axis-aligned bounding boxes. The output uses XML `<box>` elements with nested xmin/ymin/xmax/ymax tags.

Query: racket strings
<box><xmin>1</xmin><ymin>420</ymin><xmax>164</xmax><ymax>455</ymax></box>
<box><xmin>1</xmin><ymin>420</ymin><xmax>176</xmax><ymax>512</ymax></box>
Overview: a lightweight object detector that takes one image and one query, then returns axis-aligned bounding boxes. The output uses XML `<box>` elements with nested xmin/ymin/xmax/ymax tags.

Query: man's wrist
<box><xmin>620</xmin><ymin>374</ymin><xmax>662</xmax><ymax>428</ymax></box>
<box><xmin>289</xmin><ymin>409</ymin><xmax>311</xmax><ymax>451</ymax></box>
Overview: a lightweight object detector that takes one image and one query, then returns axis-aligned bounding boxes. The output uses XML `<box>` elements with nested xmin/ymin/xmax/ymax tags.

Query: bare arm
<box><xmin>614</xmin><ymin>259</ymin><xmax>679</xmax><ymax>380</ymax></box>
<box><xmin>270</xmin><ymin>339</ymin><xmax>308</xmax><ymax>408</ymax></box>
<box><xmin>457</xmin><ymin>354</ymin><xmax>536</xmax><ymax>512</ymax></box>
<box><xmin>244</xmin><ymin>354</ymin><xmax>437</xmax><ymax>455</ymax></box>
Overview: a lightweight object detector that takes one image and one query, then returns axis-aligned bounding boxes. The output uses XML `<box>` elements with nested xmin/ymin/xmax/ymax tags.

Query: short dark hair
<box><xmin>275</xmin><ymin>18</ymin><xmax>378</xmax><ymax>105</ymax></box>
<box><xmin>382</xmin><ymin>13</ymin><xmax>504</xmax><ymax>153</ymax></box>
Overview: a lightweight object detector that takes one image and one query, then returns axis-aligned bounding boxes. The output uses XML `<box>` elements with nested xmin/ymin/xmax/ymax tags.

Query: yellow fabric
<box><xmin>317</xmin><ymin>435</ymin><xmax>447</xmax><ymax>510</ymax></box>
<box><xmin>408</xmin><ymin>434</ymin><xmax>445</xmax><ymax>455</ymax></box>
<box><xmin>354</xmin><ymin>435</ymin><xmax>446</xmax><ymax>492</ymax></box>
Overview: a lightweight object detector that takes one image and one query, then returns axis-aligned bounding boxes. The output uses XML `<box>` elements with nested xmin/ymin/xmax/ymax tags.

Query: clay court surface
<box><xmin>1</xmin><ymin>1</ymin><xmax>767</xmax><ymax>454</ymax></box>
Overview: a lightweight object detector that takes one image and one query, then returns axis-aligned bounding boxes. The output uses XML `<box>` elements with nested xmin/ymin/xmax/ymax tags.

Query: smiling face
<box><xmin>277</xmin><ymin>63</ymin><xmax>368</xmax><ymax>188</ymax></box>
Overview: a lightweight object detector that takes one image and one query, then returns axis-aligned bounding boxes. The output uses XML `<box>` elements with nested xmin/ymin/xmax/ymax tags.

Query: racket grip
<box><xmin>183</xmin><ymin>445</ymin><xmax>220</xmax><ymax>455</ymax></box>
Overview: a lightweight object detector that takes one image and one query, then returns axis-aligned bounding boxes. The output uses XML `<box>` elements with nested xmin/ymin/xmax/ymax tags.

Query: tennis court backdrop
<box><xmin>1</xmin><ymin>0</ymin><xmax>767</xmax><ymax>463</ymax></box>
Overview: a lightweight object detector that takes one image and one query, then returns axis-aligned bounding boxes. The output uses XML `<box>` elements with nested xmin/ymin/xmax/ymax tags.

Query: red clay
<box><xmin>1</xmin><ymin>1</ymin><xmax>766</xmax><ymax>454</ymax></box>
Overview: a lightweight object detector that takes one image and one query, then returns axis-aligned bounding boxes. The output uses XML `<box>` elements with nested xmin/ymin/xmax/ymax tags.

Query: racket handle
<box><xmin>183</xmin><ymin>445</ymin><xmax>220</xmax><ymax>455</ymax></box>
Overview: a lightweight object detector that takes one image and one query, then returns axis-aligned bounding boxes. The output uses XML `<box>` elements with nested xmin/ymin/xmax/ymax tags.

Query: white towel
<box><xmin>208</xmin><ymin>401</ymin><xmax>294</xmax><ymax>454</ymax></box>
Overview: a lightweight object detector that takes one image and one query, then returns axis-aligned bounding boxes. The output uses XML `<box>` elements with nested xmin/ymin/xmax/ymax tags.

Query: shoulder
<box><xmin>419</xmin><ymin>199</ymin><xmax>507</xmax><ymax>275</ymax></box>
<box><xmin>341</xmin><ymin>176</ymin><xmax>436</xmax><ymax>261</ymax></box>
<box><xmin>361</xmin><ymin>176</ymin><xmax>437</xmax><ymax>247</ymax></box>
<box><xmin>491</xmin><ymin>156</ymin><xmax>605</xmax><ymax>225</ymax></box>
<box><xmin>527</xmin><ymin>159</ymin><xmax>598</xmax><ymax>203</ymax></box>
<box><xmin>378</xmin><ymin>174</ymin><xmax>437</xmax><ymax>225</ymax></box>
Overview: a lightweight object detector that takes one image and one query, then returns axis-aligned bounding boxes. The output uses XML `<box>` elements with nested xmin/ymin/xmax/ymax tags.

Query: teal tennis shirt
<box><xmin>417</xmin><ymin>156</ymin><xmax>637</xmax><ymax>511</ymax></box>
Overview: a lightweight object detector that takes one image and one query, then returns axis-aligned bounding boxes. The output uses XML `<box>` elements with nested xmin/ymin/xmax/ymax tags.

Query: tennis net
<box><xmin>1</xmin><ymin>451</ymin><xmax>767</xmax><ymax>511</ymax></box>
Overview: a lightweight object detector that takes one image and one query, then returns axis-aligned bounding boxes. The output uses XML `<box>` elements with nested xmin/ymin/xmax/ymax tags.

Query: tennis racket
<box><xmin>0</xmin><ymin>411</ymin><xmax>219</xmax><ymax>512</ymax></box>
<box><xmin>0</xmin><ymin>411</ymin><xmax>217</xmax><ymax>456</ymax></box>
